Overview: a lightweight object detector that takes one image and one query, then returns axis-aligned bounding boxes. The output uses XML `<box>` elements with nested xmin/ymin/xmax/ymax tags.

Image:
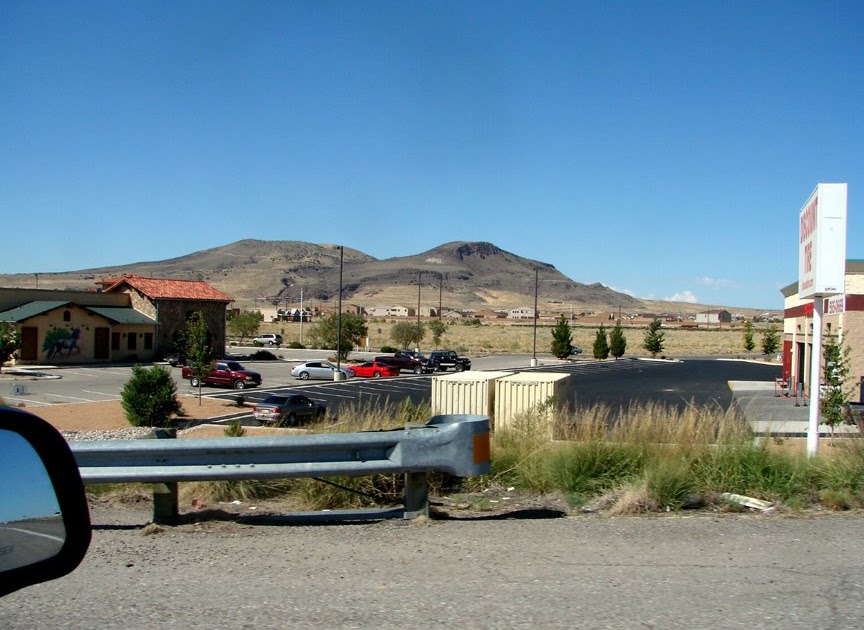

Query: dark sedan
<box><xmin>252</xmin><ymin>394</ymin><xmax>326</xmax><ymax>426</ymax></box>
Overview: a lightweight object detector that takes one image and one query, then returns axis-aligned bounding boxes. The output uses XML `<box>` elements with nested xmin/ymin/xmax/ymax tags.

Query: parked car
<box><xmin>181</xmin><ymin>361</ymin><xmax>262</xmax><ymax>389</ymax></box>
<box><xmin>428</xmin><ymin>350</ymin><xmax>472</xmax><ymax>372</ymax></box>
<box><xmin>165</xmin><ymin>352</ymin><xmax>185</xmax><ymax>367</ymax></box>
<box><xmin>348</xmin><ymin>361</ymin><xmax>400</xmax><ymax>378</ymax></box>
<box><xmin>374</xmin><ymin>350</ymin><xmax>438</xmax><ymax>374</ymax></box>
<box><xmin>253</xmin><ymin>394</ymin><xmax>326</xmax><ymax>426</ymax></box>
<box><xmin>568</xmin><ymin>345</ymin><xmax>583</xmax><ymax>356</ymax></box>
<box><xmin>253</xmin><ymin>333</ymin><xmax>283</xmax><ymax>346</ymax></box>
<box><xmin>290</xmin><ymin>361</ymin><xmax>354</xmax><ymax>380</ymax></box>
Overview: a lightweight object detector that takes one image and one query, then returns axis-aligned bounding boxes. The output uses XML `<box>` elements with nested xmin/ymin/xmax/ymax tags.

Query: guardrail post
<box><xmin>152</xmin><ymin>428</ymin><xmax>178</xmax><ymax>525</ymax></box>
<box><xmin>403</xmin><ymin>472</ymin><xmax>428</xmax><ymax>519</ymax></box>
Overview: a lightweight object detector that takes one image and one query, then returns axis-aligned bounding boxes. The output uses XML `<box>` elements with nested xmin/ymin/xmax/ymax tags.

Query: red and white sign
<box><xmin>798</xmin><ymin>183</ymin><xmax>847</xmax><ymax>298</ymax></box>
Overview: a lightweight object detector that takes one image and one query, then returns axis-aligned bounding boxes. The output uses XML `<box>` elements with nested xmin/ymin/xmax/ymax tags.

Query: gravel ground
<box><xmin>3</xmin><ymin>504</ymin><xmax>864</xmax><ymax>629</ymax></box>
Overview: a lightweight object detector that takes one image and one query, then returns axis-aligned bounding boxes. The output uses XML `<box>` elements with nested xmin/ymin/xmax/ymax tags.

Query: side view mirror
<box><xmin>0</xmin><ymin>407</ymin><xmax>91</xmax><ymax>597</ymax></box>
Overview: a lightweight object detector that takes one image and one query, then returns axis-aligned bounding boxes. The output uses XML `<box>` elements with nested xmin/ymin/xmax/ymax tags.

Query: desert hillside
<box><xmin>0</xmin><ymin>239</ymin><xmax>769</xmax><ymax>316</ymax></box>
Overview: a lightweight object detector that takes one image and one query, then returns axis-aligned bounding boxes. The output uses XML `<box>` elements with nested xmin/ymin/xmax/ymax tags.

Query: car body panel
<box><xmin>181</xmin><ymin>361</ymin><xmax>262</xmax><ymax>388</ymax></box>
<box><xmin>290</xmin><ymin>361</ymin><xmax>354</xmax><ymax>380</ymax></box>
<box><xmin>348</xmin><ymin>361</ymin><xmax>400</xmax><ymax>378</ymax></box>
<box><xmin>253</xmin><ymin>394</ymin><xmax>326</xmax><ymax>425</ymax></box>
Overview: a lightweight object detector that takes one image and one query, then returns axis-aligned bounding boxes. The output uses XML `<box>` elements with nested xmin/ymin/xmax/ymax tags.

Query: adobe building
<box><xmin>781</xmin><ymin>260</ymin><xmax>864</xmax><ymax>401</ymax></box>
<box><xmin>0</xmin><ymin>276</ymin><xmax>232</xmax><ymax>365</ymax></box>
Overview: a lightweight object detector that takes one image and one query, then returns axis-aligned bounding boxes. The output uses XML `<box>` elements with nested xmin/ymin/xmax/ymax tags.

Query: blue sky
<box><xmin>2</xmin><ymin>1</ymin><xmax>861</xmax><ymax>310</ymax></box>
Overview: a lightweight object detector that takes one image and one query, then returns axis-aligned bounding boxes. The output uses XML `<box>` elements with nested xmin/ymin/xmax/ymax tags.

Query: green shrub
<box><xmin>250</xmin><ymin>350</ymin><xmax>278</xmax><ymax>360</ymax></box>
<box><xmin>120</xmin><ymin>365</ymin><xmax>184</xmax><ymax>427</ymax></box>
<box><xmin>288</xmin><ymin>341</ymin><xmax>305</xmax><ymax>349</ymax></box>
<box><xmin>224</xmin><ymin>421</ymin><xmax>246</xmax><ymax>437</ymax></box>
<box><xmin>379</xmin><ymin>345</ymin><xmax>398</xmax><ymax>354</ymax></box>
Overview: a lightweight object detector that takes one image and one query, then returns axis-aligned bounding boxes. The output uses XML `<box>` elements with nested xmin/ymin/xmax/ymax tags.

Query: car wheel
<box><xmin>190</xmin><ymin>377</ymin><xmax>200</xmax><ymax>388</ymax></box>
<box><xmin>268</xmin><ymin>341</ymin><xmax>275</xmax><ymax>346</ymax></box>
<box><xmin>285</xmin><ymin>413</ymin><xmax>297</xmax><ymax>427</ymax></box>
<box><xmin>414</xmin><ymin>366</ymin><xmax>423</xmax><ymax>374</ymax></box>
<box><xmin>233</xmin><ymin>379</ymin><xmax>246</xmax><ymax>390</ymax></box>
<box><xmin>455</xmin><ymin>364</ymin><xmax>464</xmax><ymax>372</ymax></box>
<box><xmin>373</xmin><ymin>371</ymin><xmax>381</xmax><ymax>378</ymax></box>
<box><xmin>299</xmin><ymin>371</ymin><xmax>310</xmax><ymax>380</ymax></box>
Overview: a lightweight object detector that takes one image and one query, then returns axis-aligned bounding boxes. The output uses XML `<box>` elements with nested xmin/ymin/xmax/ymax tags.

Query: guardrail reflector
<box><xmin>473</xmin><ymin>432</ymin><xmax>490</xmax><ymax>465</ymax></box>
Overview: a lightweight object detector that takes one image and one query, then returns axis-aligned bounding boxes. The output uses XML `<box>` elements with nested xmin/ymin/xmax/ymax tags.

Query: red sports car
<box><xmin>348</xmin><ymin>361</ymin><xmax>400</xmax><ymax>378</ymax></box>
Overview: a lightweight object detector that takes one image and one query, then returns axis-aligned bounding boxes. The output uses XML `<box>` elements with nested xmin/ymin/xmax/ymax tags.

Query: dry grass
<box><xmin>253</xmin><ymin>319</ymin><xmax>770</xmax><ymax>358</ymax></box>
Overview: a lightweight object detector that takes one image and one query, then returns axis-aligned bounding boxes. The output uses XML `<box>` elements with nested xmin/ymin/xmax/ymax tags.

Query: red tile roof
<box><xmin>102</xmin><ymin>275</ymin><xmax>232</xmax><ymax>302</ymax></box>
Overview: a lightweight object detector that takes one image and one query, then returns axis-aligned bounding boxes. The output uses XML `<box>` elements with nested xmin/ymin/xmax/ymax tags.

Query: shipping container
<box><xmin>431</xmin><ymin>371</ymin><xmax>512</xmax><ymax>420</ymax></box>
<box><xmin>494</xmin><ymin>372</ymin><xmax>574</xmax><ymax>435</ymax></box>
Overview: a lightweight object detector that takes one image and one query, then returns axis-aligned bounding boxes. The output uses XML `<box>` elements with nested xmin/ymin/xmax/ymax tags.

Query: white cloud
<box><xmin>697</xmin><ymin>276</ymin><xmax>738</xmax><ymax>289</ymax></box>
<box><xmin>665</xmin><ymin>290</ymin><xmax>699</xmax><ymax>303</ymax></box>
<box><xmin>608</xmin><ymin>285</ymin><xmax>637</xmax><ymax>297</ymax></box>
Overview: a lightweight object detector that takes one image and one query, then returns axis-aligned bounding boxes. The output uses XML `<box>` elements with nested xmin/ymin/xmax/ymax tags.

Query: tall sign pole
<box><xmin>798</xmin><ymin>183</ymin><xmax>847</xmax><ymax>456</ymax></box>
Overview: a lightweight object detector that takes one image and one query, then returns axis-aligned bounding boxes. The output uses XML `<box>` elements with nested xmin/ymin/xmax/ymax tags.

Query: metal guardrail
<box><xmin>70</xmin><ymin>414</ymin><xmax>491</xmax><ymax>523</ymax></box>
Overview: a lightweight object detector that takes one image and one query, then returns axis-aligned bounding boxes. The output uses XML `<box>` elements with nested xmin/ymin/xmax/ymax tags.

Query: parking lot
<box><xmin>3</xmin><ymin>348</ymin><xmax>782</xmax><ymax>427</ymax></box>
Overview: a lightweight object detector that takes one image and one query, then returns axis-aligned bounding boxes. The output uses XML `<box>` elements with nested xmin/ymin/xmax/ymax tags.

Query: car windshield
<box><xmin>289</xmin><ymin>396</ymin><xmax>310</xmax><ymax>404</ymax></box>
<box><xmin>225</xmin><ymin>362</ymin><xmax>245</xmax><ymax>371</ymax></box>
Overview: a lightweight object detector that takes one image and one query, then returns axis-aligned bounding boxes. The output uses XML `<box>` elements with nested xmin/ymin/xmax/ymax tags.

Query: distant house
<box><xmin>507</xmin><ymin>307</ymin><xmax>535</xmax><ymax>320</ymax></box>
<box><xmin>695</xmin><ymin>310</ymin><xmax>732</xmax><ymax>325</ymax></box>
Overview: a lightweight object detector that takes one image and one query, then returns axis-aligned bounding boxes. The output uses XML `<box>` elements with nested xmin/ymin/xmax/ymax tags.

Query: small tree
<box><xmin>228</xmin><ymin>310</ymin><xmax>262</xmax><ymax>341</ymax></box>
<box><xmin>643</xmin><ymin>318</ymin><xmax>665</xmax><ymax>358</ymax></box>
<box><xmin>761</xmin><ymin>324</ymin><xmax>780</xmax><ymax>356</ymax></box>
<box><xmin>820</xmin><ymin>336</ymin><xmax>853</xmax><ymax>429</ymax></box>
<box><xmin>121</xmin><ymin>365</ymin><xmax>184</xmax><ymax>427</ymax></box>
<box><xmin>428</xmin><ymin>320</ymin><xmax>447</xmax><ymax>347</ymax></box>
<box><xmin>593</xmin><ymin>324</ymin><xmax>610</xmax><ymax>360</ymax></box>
<box><xmin>609</xmin><ymin>321</ymin><xmax>627</xmax><ymax>359</ymax></box>
<box><xmin>742</xmin><ymin>320</ymin><xmax>756</xmax><ymax>353</ymax></box>
<box><xmin>550</xmin><ymin>315</ymin><xmax>573</xmax><ymax>359</ymax></box>
<box><xmin>0</xmin><ymin>322</ymin><xmax>22</xmax><ymax>373</ymax></box>
<box><xmin>181</xmin><ymin>311</ymin><xmax>213</xmax><ymax>404</ymax></box>
<box><xmin>391</xmin><ymin>321</ymin><xmax>425</xmax><ymax>349</ymax></box>
<box><xmin>310</xmin><ymin>312</ymin><xmax>368</xmax><ymax>361</ymax></box>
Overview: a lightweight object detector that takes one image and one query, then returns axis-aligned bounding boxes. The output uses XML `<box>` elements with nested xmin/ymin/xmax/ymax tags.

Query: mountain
<box><xmin>0</xmin><ymin>239</ymin><xmax>646</xmax><ymax>312</ymax></box>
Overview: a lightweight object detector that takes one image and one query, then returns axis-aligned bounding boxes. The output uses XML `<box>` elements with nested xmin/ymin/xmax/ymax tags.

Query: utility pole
<box><xmin>438</xmin><ymin>274</ymin><xmax>443</xmax><ymax>321</ymax></box>
<box><xmin>532</xmin><ymin>268</ymin><xmax>539</xmax><ymax>367</ymax></box>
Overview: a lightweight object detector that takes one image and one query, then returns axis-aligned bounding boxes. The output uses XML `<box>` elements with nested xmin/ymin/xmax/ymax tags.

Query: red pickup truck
<box><xmin>181</xmin><ymin>361</ymin><xmax>262</xmax><ymax>389</ymax></box>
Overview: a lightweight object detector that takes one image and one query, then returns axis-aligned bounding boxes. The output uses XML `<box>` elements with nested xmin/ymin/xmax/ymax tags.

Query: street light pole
<box><xmin>415</xmin><ymin>272</ymin><xmax>423</xmax><ymax>351</ymax></box>
<box><xmin>335</xmin><ymin>246</ymin><xmax>344</xmax><ymax>381</ymax></box>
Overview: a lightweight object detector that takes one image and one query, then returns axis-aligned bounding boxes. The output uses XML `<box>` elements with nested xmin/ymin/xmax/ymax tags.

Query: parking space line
<box><xmin>82</xmin><ymin>390</ymin><xmax>122</xmax><ymax>399</ymax></box>
<box><xmin>44</xmin><ymin>392</ymin><xmax>105</xmax><ymax>403</ymax></box>
<box><xmin>3</xmin><ymin>396</ymin><xmax>49</xmax><ymax>406</ymax></box>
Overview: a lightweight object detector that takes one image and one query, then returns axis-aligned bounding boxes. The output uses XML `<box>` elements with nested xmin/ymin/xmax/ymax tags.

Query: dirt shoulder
<box><xmin>21</xmin><ymin>396</ymin><xmax>244</xmax><ymax>432</ymax></box>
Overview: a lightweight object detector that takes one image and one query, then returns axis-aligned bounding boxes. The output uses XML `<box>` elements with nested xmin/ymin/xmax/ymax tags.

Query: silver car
<box><xmin>290</xmin><ymin>361</ymin><xmax>354</xmax><ymax>380</ymax></box>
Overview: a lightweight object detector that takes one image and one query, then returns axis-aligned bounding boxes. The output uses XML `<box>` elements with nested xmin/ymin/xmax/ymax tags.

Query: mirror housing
<box><xmin>0</xmin><ymin>407</ymin><xmax>91</xmax><ymax>597</ymax></box>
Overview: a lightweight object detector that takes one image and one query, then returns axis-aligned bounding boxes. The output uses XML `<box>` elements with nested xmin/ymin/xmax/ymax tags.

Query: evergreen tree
<box><xmin>643</xmin><ymin>318</ymin><xmax>665</xmax><ymax>358</ymax></box>
<box><xmin>550</xmin><ymin>315</ymin><xmax>573</xmax><ymax>359</ymax></box>
<box><xmin>820</xmin><ymin>336</ymin><xmax>853</xmax><ymax>429</ymax></box>
<box><xmin>742</xmin><ymin>320</ymin><xmax>756</xmax><ymax>353</ymax></box>
<box><xmin>609</xmin><ymin>321</ymin><xmax>627</xmax><ymax>359</ymax></box>
<box><xmin>593</xmin><ymin>324</ymin><xmax>609</xmax><ymax>360</ymax></box>
<box><xmin>121</xmin><ymin>365</ymin><xmax>184</xmax><ymax>427</ymax></box>
<box><xmin>761</xmin><ymin>324</ymin><xmax>780</xmax><ymax>356</ymax></box>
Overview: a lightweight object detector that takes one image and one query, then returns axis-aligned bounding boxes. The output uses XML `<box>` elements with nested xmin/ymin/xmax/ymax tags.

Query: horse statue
<box><xmin>46</xmin><ymin>327</ymin><xmax>81</xmax><ymax>360</ymax></box>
